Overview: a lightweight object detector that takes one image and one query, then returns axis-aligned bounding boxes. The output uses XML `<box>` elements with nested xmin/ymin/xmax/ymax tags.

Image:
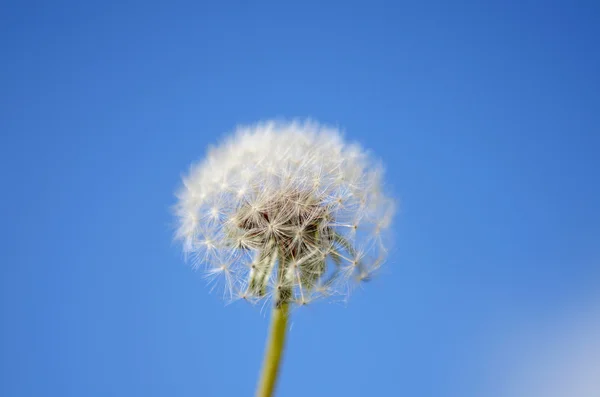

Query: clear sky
<box><xmin>1</xmin><ymin>1</ymin><xmax>599</xmax><ymax>396</ymax></box>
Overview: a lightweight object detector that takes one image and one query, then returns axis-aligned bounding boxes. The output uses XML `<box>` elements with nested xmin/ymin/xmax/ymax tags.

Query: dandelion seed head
<box><xmin>174</xmin><ymin>120</ymin><xmax>395</xmax><ymax>305</ymax></box>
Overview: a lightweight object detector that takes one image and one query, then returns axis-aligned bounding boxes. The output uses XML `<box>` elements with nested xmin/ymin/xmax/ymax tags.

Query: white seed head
<box><xmin>174</xmin><ymin>120</ymin><xmax>395</xmax><ymax>305</ymax></box>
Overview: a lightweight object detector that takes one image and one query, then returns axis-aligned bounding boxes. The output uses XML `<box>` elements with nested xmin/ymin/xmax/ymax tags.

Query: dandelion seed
<box><xmin>174</xmin><ymin>120</ymin><xmax>395</xmax><ymax>306</ymax></box>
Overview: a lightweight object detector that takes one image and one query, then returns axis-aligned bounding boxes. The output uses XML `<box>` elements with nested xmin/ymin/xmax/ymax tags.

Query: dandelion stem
<box><xmin>256</xmin><ymin>301</ymin><xmax>289</xmax><ymax>397</ymax></box>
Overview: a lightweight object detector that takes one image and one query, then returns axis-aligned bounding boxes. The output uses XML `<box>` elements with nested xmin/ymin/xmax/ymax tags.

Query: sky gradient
<box><xmin>2</xmin><ymin>1</ymin><xmax>600</xmax><ymax>396</ymax></box>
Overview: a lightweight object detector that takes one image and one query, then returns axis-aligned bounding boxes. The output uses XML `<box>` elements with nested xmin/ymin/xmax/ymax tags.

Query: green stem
<box><xmin>256</xmin><ymin>301</ymin><xmax>290</xmax><ymax>397</ymax></box>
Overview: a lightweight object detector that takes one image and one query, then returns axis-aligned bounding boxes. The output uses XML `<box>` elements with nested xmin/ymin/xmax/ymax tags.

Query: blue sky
<box><xmin>1</xmin><ymin>1</ymin><xmax>599</xmax><ymax>396</ymax></box>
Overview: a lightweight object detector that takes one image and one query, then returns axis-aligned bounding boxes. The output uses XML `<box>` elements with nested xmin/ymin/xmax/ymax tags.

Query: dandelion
<box><xmin>174</xmin><ymin>120</ymin><xmax>395</xmax><ymax>396</ymax></box>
